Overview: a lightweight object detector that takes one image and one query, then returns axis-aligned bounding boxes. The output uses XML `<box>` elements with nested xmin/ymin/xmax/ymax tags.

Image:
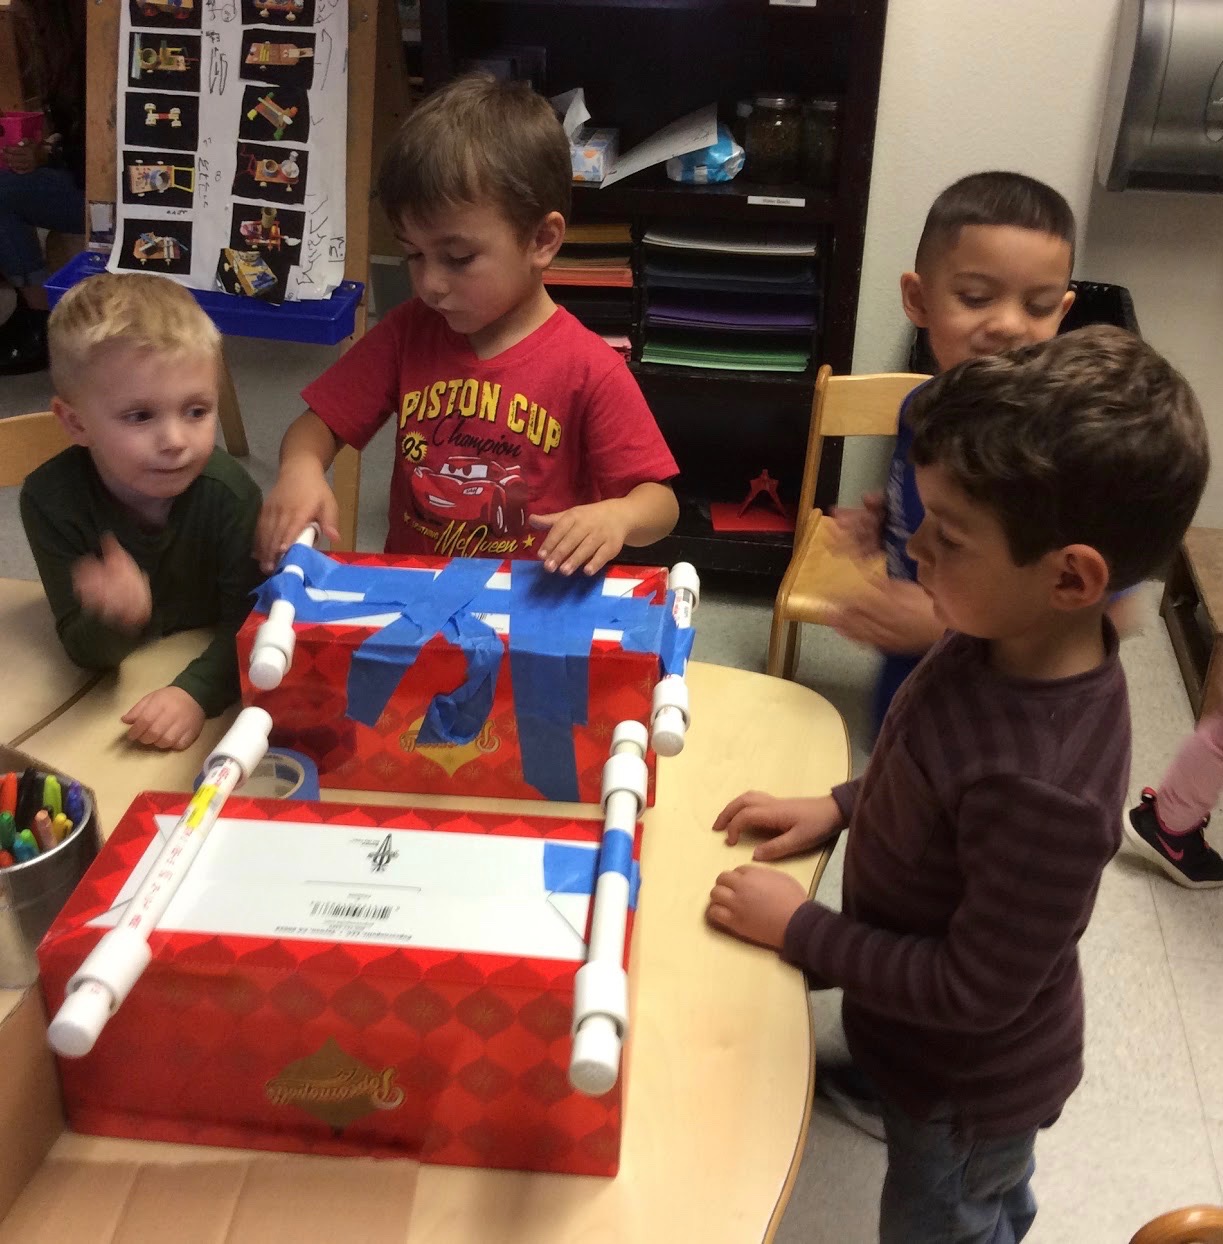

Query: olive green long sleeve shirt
<box><xmin>19</xmin><ymin>446</ymin><xmax>262</xmax><ymax>717</ymax></box>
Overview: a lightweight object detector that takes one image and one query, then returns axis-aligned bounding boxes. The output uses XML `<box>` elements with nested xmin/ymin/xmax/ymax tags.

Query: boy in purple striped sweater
<box><xmin>707</xmin><ymin>325</ymin><xmax>1209</xmax><ymax>1244</ymax></box>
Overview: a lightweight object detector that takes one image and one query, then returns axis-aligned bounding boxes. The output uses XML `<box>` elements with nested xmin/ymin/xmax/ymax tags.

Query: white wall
<box><xmin>847</xmin><ymin>0</ymin><xmax>1223</xmax><ymax>525</ymax></box>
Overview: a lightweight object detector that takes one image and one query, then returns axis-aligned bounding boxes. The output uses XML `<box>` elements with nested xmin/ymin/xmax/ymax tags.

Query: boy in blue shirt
<box><xmin>831</xmin><ymin>172</ymin><xmax>1077</xmax><ymax>731</ymax></box>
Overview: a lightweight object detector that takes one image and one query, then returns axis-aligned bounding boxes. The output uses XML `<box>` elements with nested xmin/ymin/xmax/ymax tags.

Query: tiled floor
<box><xmin>2</xmin><ymin>322</ymin><xmax>1222</xmax><ymax>1242</ymax></box>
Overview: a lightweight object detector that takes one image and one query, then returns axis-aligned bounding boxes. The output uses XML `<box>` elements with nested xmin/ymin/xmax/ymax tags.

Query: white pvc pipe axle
<box><xmin>569</xmin><ymin>721</ymin><xmax>647</xmax><ymax>1097</ymax></box>
<box><xmin>48</xmin><ymin>708</ymin><xmax>273</xmax><ymax>1059</ymax></box>
<box><xmin>248</xmin><ymin>524</ymin><xmax>319</xmax><ymax>691</ymax></box>
<box><xmin>650</xmin><ymin>562</ymin><xmax>700</xmax><ymax>758</ymax></box>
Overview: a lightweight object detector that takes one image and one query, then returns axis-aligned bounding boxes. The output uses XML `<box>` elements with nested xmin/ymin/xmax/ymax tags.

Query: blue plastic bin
<box><xmin>46</xmin><ymin>252</ymin><xmax>364</xmax><ymax>347</ymax></box>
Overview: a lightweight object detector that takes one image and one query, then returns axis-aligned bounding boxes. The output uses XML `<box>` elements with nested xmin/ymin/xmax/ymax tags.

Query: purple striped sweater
<box><xmin>782</xmin><ymin>625</ymin><xmax>1129</xmax><ymax>1137</ymax></box>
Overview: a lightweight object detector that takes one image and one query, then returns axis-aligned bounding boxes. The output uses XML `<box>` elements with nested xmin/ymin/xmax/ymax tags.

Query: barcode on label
<box><xmin>310</xmin><ymin>901</ymin><xmax>394</xmax><ymax>921</ymax></box>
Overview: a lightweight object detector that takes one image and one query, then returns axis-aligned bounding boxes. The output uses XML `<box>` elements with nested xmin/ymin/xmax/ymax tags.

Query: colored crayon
<box><xmin>32</xmin><ymin>811</ymin><xmax>55</xmax><ymax>852</ymax></box>
<box><xmin>52</xmin><ymin>813</ymin><xmax>72</xmax><ymax>844</ymax></box>
<box><xmin>0</xmin><ymin>772</ymin><xmax>15</xmax><ymax>816</ymax></box>
<box><xmin>0</xmin><ymin>812</ymin><xmax>14</xmax><ymax>852</ymax></box>
<box><xmin>12</xmin><ymin>833</ymin><xmax>36</xmax><ymax>863</ymax></box>
<box><xmin>0</xmin><ymin>850</ymin><xmax>13</xmax><ymax>868</ymax></box>
<box><xmin>42</xmin><ymin>775</ymin><xmax>62</xmax><ymax>819</ymax></box>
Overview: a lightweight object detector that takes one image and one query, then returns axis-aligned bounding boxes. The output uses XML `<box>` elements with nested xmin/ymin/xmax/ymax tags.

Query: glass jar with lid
<box><xmin>745</xmin><ymin>95</ymin><xmax>801</xmax><ymax>184</ymax></box>
<box><xmin>801</xmin><ymin>97</ymin><xmax>841</xmax><ymax>189</ymax></box>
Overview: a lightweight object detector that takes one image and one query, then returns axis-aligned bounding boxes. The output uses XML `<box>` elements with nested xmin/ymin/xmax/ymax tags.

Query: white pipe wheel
<box><xmin>569</xmin><ymin>1015</ymin><xmax>621</xmax><ymax>1097</ymax></box>
<box><xmin>48</xmin><ymin>982</ymin><xmax>116</xmax><ymax>1058</ymax></box>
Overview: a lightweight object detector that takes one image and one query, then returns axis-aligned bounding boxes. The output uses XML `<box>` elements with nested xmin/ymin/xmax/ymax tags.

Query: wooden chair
<box><xmin>1130</xmin><ymin>1206</ymin><xmax>1223</xmax><ymax>1244</ymax></box>
<box><xmin>767</xmin><ymin>365</ymin><xmax>928</xmax><ymax>680</ymax></box>
<box><xmin>0</xmin><ymin>410</ymin><xmax>71</xmax><ymax>488</ymax></box>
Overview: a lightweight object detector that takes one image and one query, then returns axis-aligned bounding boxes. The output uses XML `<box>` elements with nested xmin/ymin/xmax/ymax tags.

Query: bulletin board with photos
<box><xmin>109</xmin><ymin>0</ymin><xmax>348</xmax><ymax>306</ymax></box>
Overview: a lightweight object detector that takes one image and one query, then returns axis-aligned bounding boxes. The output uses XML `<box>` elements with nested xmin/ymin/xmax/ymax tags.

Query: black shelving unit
<box><xmin>419</xmin><ymin>0</ymin><xmax>889</xmax><ymax>577</ymax></box>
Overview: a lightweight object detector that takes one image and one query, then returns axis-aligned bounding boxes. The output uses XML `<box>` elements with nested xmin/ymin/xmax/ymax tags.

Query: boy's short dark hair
<box><xmin>377</xmin><ymin>73</ymin><xmax>572</xmax><ymax>238</ymax></box>
<box><xmin>908</xmin><ymin>325</ymin><xmax>1209</xmax><ymax>592</ymax></box>
<box><xmin>915</xmin><ymin>171</ymin><xmax>1077</xmax><ymax>274</ymax></box>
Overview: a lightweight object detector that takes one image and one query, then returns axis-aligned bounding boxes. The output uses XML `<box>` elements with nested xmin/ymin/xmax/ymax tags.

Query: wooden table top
<box><xmin>4</xmin><ymin>626</ymin><xmax>849</xmax><ymax>1243</ymax></box>
<box><xmin>0</xmin><ymin>579</ymin><xmax>99</xmax><ymax>747</ymax></box>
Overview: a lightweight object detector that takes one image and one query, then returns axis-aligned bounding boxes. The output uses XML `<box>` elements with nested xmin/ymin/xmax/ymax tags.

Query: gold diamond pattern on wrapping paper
<box><xmin>398</xmin><ymin>715</ymin><xmax>500</xmax><ymax>778</ymax></box>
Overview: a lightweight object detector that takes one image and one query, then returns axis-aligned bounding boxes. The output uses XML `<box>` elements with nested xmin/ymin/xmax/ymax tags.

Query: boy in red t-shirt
<box><xmin>256</xmin><ymin>74</ymin><xmax>679</xmax><ymax>575</ymax></box>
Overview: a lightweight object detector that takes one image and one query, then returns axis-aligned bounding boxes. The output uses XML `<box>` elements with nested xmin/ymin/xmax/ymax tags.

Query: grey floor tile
<box><xmin>1209</xmin><ymin>1120</ymin><xmax>1223</xmax><ymax>1192</ymax></box>
<box><xmin>1152</xmin><ymin>884</ymin><xmax>1223</xmax><ymax>965</ymax></box>
<box><xmin>1080</xmin><ymin>855</ymin><xmax>1163</xmax><ymax>962</ymax></box>
<box><xmin>1168</xmin><ymin>956</ymin><xmax>1223</xmax><ymax>1123</ymax></box>
<box><xmin>1032</xmin><ymin>1098</ymin><xmax>1221</xmax><ymax>1244</ymax></box>
<box><xmin>1075</xmin><ymin>945</ymin><xmax>1201</xmax><ymax>1121</ymax></box>
<box><xmin>774</xmin><ymin>1105</ymin><xmax>885</xmax><ymax>1244</ymax></box>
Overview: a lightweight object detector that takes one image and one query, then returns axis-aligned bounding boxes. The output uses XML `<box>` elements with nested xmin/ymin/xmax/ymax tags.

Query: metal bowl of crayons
<box><xmin>0</xmin><ymin>768</ymin><xmax>98</xmax><ymax>954</ymax></box>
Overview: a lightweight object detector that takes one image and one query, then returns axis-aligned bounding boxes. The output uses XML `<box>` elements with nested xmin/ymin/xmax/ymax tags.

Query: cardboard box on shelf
<box><xmin>37</xmin><ymin>792</ymin><xmax>640</xmax><ymax>1178</ymax></box>
<box><xmin>238</xmin><ymin>553</ymin><xmax>692</xmax><ymax>805</ymax></box>
<box><xmin>570</xmin><ymin>126</ymin><xmax>619</xmax><ymax>183</ymax></box>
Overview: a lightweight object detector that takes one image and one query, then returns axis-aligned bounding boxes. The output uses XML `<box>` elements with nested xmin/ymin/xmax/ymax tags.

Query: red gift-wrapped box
<box><xmin>39</xmin><ymin>793</ymin><xmax>640</xmax><ymax>1177</ymax></box>
<box><xmin>237</xmin><ymin>552</ymin><xmax>675</xmax><ymax>805</ymax></box>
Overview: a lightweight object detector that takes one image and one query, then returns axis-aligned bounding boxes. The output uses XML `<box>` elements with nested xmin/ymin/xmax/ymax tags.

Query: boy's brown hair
<box><xmin>915</xmin><ymin>171</ymin><xmax>1077</xmax><ymax>274</ymax></box>
<box><xmin>48</xmin><ymin>271</ymin><xmax>220</xmax><ymax>401</ymax></box>
<box><xmin>377</xmin><ymin>74</ymin><xmax>572</xmax><ymax>237</ymax></box>
<box><xmin>908</xmin><ymin>324</ymin><xmax>1209</xmax><ymax>592</ymax></box>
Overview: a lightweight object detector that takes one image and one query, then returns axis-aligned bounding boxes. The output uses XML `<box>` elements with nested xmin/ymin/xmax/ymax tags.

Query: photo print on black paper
<box><xmin>118</xmin><ymin>218</ymin><xmax>194</xmax><ymax>275</ymax></box>
<box><xmin>229</xmin><ymin>202</ymin><xmax>304</xmax><ymax>264</ymax></box>
<box><xmin>122</xmin><ymin>149</ymin><xmax>197</xmax><ymax>209</ymax></box>
<box><xmin>129</xmin><ymin>1</ymin><xmax>202</xmax><ymax>32</ymax></box>
<box><xmin>233</xmin><ymin>142</ymin><xmax>309</xmax><ymax>205</ymax></box>
<box><xmin>124</xmin><ymin>91</ymin><xmax>200</xmax><ymax>151</ymax></box>
<box><xmin>239</xmin><ymin>85</ymin><xmax>310</xmax><ymax>144</ymax></box>
<box><xmin>239</xmin><ymin>30</ymin><xmax>316</xmax><ymax>89</ymax></box>
<box><xmin>128</xmin><ymin>31</ymin><xmax>202</xmax><ymax>92</ymax></box>
<box><xmin>240</xmin><ymin>0</ymin><xmax>316</xmax><ymax>25</ymax></box>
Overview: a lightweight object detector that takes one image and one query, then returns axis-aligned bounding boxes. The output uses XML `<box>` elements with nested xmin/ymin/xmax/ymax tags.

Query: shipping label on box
<box><xmin>39</xmin><ymin>793</ymin><xmax>642</xmax><ymax>1176</ymax></box>
<box><xmin>238</xmin><ymin>552</ymin><xmax>693</xmax><ymax>804</ymax></box>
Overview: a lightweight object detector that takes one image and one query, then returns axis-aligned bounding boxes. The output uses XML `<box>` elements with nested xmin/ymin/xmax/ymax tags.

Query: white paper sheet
<box><xmin>600</xmin><ymin>103</ymin><xmax>718</xmax><ymax>189</ymax></box>
<box><xmin>89</xmin><ymin>815</ymin><xmax>596</xmax><ymax>962</ymax></box>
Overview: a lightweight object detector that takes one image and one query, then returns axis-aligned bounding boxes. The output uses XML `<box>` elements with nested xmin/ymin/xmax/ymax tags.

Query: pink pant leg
<box><xmin>1157</xmin><ymin>712</ymin><xmax>1223</xmax><ymax>833</ymax></box>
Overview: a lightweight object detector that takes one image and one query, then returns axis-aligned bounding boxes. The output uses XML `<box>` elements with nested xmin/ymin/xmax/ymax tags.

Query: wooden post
<box><xmin>0</xmin><ymin>0</ymin><xmax>25</xmax><ymax>113</ymax></box>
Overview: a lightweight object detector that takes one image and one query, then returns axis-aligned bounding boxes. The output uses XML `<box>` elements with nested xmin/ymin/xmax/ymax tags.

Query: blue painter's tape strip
<box><xmin>542</xmin><ymin>838</ymin><xmax>640</xmax><ymax>909</ymax></box>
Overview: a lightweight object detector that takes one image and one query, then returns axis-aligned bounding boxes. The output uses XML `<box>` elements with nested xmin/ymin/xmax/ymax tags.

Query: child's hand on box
<box><xmin>255</xmin><ymin>464</ymin><xmax>340</xmax><ymax>575</ymax></box>
<box><xmin>713</xmin><ymin>791</ymin><xmax>844</xmax><ymax>860</ymax></box>
<box><xmin>830</xmin><ymin>491</ymin><xmax>886</xmax><ymax>560</ymax></box>
<box><xmin>121</xmin><ymin>686</ymin><xmax>206</xmax><ymax>751</ymax></box>
<box><xmin>530</xmin><ymin>499</ymin><xmax>631</xmax><ymax>576</ymax></box>
<box><xmin>828</xmin><ymin>577</ymin><xmax>944</xmax><ymax>655</ymax></box>
<box><xmin>706</xmin><ymin>865</ymin><xmax>808</xmax><ymax>950</ymax></box>
<box><xmin>72</xmin><ymin>533</ymin><xmax>152</xmax><ymax>632</ymax></box>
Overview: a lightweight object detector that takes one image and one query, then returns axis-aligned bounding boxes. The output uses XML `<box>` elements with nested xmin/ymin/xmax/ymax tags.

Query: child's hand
<box><xmin>706</xmin><ymin>865</ymin><xmax>808</xmax><ymax>950</ymax></box>
<box><xmin>530</xmin><ymin>500</ymin><xmax>630</xmax><ymax>576</ymax></box>
<box><xmin>828</xmin><ymin>578</ymin><xmax>944</xmax><ymax>654</ymax></box>
<box><xmin>121</xmin><ymin>686</ymin><xmax>206</xmax><ymax>750</ymax></box>
<box><xmin>72</xmin><ymin>533</ymin><xmax>152</xmax><ymax>632</ymax></box>
<box><xmin>255</xmin><ymin>463</ymin><xmax>340</xmax><ymax>574</ymax></box>
<box><xmin>2</xmin><ymin>142</ymin><xmax>43</xmax><ymax>175</ymax></box>
<box><xmin>830</xmin><ymin>491</ymin><xmax>886</xmax><ymax>560</ymax></box>
<box><xmin>712</xmin><ymin>791</ymin><xmax>843</xmax><ymax>861</ymax></box>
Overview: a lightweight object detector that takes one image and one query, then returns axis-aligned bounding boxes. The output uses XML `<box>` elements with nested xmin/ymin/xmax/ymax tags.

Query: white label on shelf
<box><xmin>747</xmin><ymin>195</ymin><xmax>808</xmax><ymax>208</ymax></box>
<box><xmin>770</xmin><ymin>0</ymin><xmax>819</xmax><ymax>7</ymax></box>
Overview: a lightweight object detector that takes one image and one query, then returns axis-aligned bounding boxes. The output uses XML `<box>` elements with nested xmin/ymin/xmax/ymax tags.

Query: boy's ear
<box><xmin>900</xmin><ymin>271</ymin><xmax>929</xmax><ymax>328</ymax></box>
<box><xmin>52</xmin><ymin>396</ymin><xmax>90</xmax><ymax>447</ymax></box>
<box><xmin>1049</xmin><ymin>543</ymin><xmax>1110</xmax><ymax>612</ymax></box>
<box><xmin>529</xmin><ymin>211</ymin><xmax>566</xmax><ymax>269</ymax></box>
<box><xmin>1055</xmin><ymin>286</ymin><xmax>1076</xmax><ymax>327</ymax></box>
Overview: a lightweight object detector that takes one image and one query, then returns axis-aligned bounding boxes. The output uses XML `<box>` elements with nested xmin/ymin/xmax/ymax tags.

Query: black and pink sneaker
<box><xmin>1125</xmin><ymin>788</ymin><xmax>1223</xmax><ymax>889</ymax></box>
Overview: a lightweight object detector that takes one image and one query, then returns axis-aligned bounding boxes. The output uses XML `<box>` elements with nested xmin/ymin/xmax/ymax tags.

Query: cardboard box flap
<box><xmin>3</xmin><ymin>1145</ymin><xmax>420</xmax><ymax>1243</ymax></box>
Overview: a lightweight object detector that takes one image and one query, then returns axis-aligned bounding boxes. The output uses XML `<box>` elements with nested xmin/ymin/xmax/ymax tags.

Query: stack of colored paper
<box><xmin>548</xmin><ymin>221</ymin><xmax>635</xmax><ymax>339</ymax></box>
<box><xmin>640</xmin><ymin>226</ymin><xmax>820</xmax><ymax>374</ymax></box>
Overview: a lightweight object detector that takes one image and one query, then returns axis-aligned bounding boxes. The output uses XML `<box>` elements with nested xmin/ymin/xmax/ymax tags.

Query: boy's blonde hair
<box><xmin>376</xmin><ymin>73</ymin><xmax>572</xmax><ymax>238</ymax></box>
<box><xmin>48</xmin><ymin>273</ymin><xmax>220</xmax><ymax>400</ymax></box>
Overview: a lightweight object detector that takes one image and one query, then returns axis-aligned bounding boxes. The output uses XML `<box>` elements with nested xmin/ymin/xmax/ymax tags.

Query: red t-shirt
<box><xmin>302</xmin><ymin>301</ymin><xmax>679</xmax><ymax>558</ymax></box>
